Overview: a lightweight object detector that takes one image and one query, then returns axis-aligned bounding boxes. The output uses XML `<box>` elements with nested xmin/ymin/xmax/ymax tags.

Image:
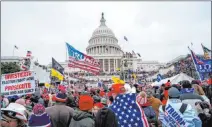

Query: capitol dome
<box><xmin>86</xmin><ymin>13</ymin><xmax>123</xmax><ymax>72</ymax></box>
<box><xmin>92</xmin><ymin>25</ymin><xmax>115</xmax><ymax>37</ymax></box>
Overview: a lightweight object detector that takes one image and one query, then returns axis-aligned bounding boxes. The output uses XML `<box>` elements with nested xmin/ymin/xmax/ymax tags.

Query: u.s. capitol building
<box><xmin>86</xmin><ymin>13</ymin><xmax>123</xmax><ymax>73</ymax></box>
<box><xmin>48</xmin><ymin>13</ymin><xmax>163</xmax><ymax>74</ymax></box>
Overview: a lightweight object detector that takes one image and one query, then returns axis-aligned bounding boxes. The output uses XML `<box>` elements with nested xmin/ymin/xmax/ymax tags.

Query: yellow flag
<box><xmin>116</xmin><ymin>68</ymin><xmax>120</xmax><ymax>71</ymax></box>
<box><xmin>132</xmin><ymin>73</ymin><xmax>136</xmax><ymax>79</ymax></box>
<box><xmin>45</xmin><ymin>83</ymin><xmax>50</xmax><ymax>88</ymax></box>
<box><xmin>112</xmin><ymin>76</ymin><xmax>125</xmax><ymax>85</ymax></box>
<box><xmin>51</xmin><ymin>68</ymin><xmax>64</xmax><ymax>81</ymax></box>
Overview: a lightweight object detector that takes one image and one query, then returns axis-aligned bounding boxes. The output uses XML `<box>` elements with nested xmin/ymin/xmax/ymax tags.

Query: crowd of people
<box><xmin>1</xmin><ymin>78</ymin><xmax>212</xmax><ymax>127</ymax></box>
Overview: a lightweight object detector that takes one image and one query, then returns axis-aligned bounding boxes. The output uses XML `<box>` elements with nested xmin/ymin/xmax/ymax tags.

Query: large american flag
<box><xmin>110</xmin><ymin>93</ymin><xmax>149</xmax><ymax>127</ymax></box>
<box><xmin>66</xmin><ymin>43</ymin><xmax>100</xmax><ymax>74</ymax></box>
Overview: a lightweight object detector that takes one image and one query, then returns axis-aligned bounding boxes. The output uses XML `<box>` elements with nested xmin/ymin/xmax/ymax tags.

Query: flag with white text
<box><xmin>66</xmin><ymin>43</ymin><xmax>100</xmax><ymax>74</ymax></box>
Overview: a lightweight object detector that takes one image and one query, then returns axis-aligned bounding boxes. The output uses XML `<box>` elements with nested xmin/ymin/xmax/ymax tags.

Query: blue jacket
<box><xmin>158</xmin><ymin>99</ymin><xmax>202</xmax><ymax>127</ymax></box>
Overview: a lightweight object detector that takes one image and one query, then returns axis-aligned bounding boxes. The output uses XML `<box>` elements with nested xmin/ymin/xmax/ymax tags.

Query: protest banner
<box><xmin>1</xmin><ymin>71</ymin><xmax>36</xmax><ymax>96</ymax></box>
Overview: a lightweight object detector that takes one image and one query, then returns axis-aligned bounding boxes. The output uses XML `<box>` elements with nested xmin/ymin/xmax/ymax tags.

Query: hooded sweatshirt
<box><xmin>69</xmin><ymin>110</ymin><xmax>94</xmax><ymax>127</ymax></box>
<box><xmin>46</xmin><ymin>103</ymin><xmax>74</xmax><ymax>127</ymax></box>
<box><xmin>95</xmin><ymin>107</ymin><xmax>118</xmax><ymax>127</ymax></box>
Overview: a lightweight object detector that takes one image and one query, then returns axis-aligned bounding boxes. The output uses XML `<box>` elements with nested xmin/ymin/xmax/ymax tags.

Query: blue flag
<box><xmin>97</xmin><ymin>82</ymin><xmax>102</xmax><ymax>88</ymax></box>
<box><xmin>157</xmin><ymin>74</ymin><xmax>163</xmax><ymax>82</ymax></box>
<box><xmin>189</xmin><ymin>48</ymin><xmax>212</xmax><ymax>80</ymax></box>
<box><xmin>109</xmin><ymin>93</ymin><xmax>149</xmax><ymax>127</ymax></box>
<box><xmin>190</xmin><ymin>48</ymin><xmax>212</xmax><ymax>73</ymax></box>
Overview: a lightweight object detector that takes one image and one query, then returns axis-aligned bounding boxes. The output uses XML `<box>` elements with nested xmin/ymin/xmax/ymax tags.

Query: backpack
<box><xmin>162</xmin><ymin>103</ymin><xmax>188</xmax><ymax>114</ymax></box>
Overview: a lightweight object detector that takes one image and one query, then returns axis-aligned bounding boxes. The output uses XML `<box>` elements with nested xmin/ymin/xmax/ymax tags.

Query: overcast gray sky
<box><xmin>2</xmin><ymin>1</ymin><xmax>211</xmax><ymax>65</ymax></box>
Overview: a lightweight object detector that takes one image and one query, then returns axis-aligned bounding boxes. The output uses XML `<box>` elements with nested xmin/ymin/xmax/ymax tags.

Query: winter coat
<box><xmin>162</xmin><ymin>90</ymin><xmax>169</xmax><ymax>105</ymax></box>
<box><xmin>46</xmin><ymin>103</ymin><xmax>74</xmax><ymax>127</ymax></box>
<box><xmin>38</xmin><ymin>98</ymin><xmax>45</xmax><ymax>105</ymax></box>
<box><xmin>28</xmin><ymin>112</ymin><xmax>51</xmax><ymax>127</ymax></box>
<box><xmin>180</xmin><ymin>92</ymin><xmax>204</xmax><ymax>114</ymax></box>
<box><xmin>148</xmin><ymin>96</ymin><xmax>162</xmax><ymax>118</ymax></box>
<box><xmin>95</xmin><ymin>107</ymin><xmax>118</xmax><ymax>127</ymax></box>
<box><xmin>69</xmin><ymin>110</ymin><xmax>94</xmax><ymax>127</ymax></box>
<box><xmin>192</xmin><ymin>84</ymin><xmax>205</xmax><ymax>95</ymax></box>
<box><xmin>158</xmin><ymin>99</ymin><xmax>202</xmax><ymax>127</ymax></box>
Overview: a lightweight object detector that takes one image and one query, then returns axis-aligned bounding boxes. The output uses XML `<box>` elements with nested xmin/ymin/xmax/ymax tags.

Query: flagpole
<box><xmin>65</xmin><ymin>42</ymin><xmax>67</xmax><ymax>62</ymax></box>
<box><xmin>188</xmin><ymin>46</ymin><xmax>202</xmax><ymax>81</ymax></box>
<box><xmin>13</xmin><ymin>47</ymin><xmax>15</xmax><ymax>56</ymax></box>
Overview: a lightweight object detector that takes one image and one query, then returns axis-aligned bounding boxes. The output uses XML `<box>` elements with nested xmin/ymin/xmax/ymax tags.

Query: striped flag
<box><xmin>124</xmin><ymin>36</ymin><xmax>128</xmax><ymax>41</ymax></box>
<box><xmin>190</xmin><ymin>50</ymin><xmax>204</xmax><ymax>64</ymax></box>
<box><xmin>26</xmin><ymin>51</ymin><xmax>32</xmax><ymax>57</ymax></box>
<box><xmin>66</xmin><ymin>43</ymin><xmax>100</xmax><ymax>74</ymax></box>
<box><xmin>110</xmin><ymin>93</ymin><xmax>149</xmax><ymax>127</ymax></box>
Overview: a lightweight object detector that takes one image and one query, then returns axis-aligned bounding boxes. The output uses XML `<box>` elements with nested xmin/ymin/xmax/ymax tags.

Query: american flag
<box><xmin>191</xmin><ymin>50</ymin><xmax>204</xmax><ymax>64</ymax></box>
<box><xmin>26</xmin><ymin>51</ymin><xmax>32</xmax><ymax>57</ymax></box>
<box><xmin>110</xmin><ymin>93</ymin><xmax>149</xmax><ymax>127</ymax></box>
<box><xmin>66</xmin><ymin>43</ymin><xmax>100</xmax><ymax>74</ymax></box>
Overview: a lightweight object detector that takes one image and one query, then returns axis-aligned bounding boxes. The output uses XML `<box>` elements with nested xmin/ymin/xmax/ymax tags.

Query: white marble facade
<box><xmin>86</xmin><ymin>13</ymin><xmax>123</xmax><ymax>73</ymax></box>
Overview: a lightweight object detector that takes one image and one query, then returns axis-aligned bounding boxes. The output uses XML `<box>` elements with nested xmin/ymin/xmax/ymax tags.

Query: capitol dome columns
<box><xmin>86</xmin><ymin>13</ymin><xmax>123</xmax><ymax>73</ymax></box>
<box><xmin>114</xmin><ymin>58</ymin><xmax>116</xmax><ymax>71</ymax></box>
<box><xmin>108</xmin><ymin>58</ymin><xmax>110</xmax><ymax>72</ymax></box>
<box><xmin>103</xmin><ymin>59</ymin><xmax>105</xmax><ymax>72</ymax></box>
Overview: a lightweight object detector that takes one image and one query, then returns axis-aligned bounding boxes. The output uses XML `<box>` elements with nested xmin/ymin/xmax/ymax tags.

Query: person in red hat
<box><xmin>207</xmin><ymin>78</ymin><xmax>212</xmax><ymax>85</ymax></box>
<box><xmin>110</xmin><ymin>83</ymin><xmax>126</xmax><ymax>99</ymax></box>
<box><xmin>99</xmin><ymin>90</ymin><xmax>106</xmax><ymax>97</ymax></box>
<box><xmin>92</xmin><ymin>102</ymin><xmax>104</xmax><ymax>117</ymax></box>
<box><xmin>69</xmin><ymin>94</ymin><xmax>94</xmax><ymax>127</ymax></box>
<box><xmin>46</xmin><ymin>93</ymin><xmax>74</xmax><ymax>127</ymax></box>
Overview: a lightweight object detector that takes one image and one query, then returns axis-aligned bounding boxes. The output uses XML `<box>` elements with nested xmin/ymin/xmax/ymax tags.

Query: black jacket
<box><xmin>95</xmin><ymin>107</ymin><xmax>118</xmax><ymax>127</ymax></box>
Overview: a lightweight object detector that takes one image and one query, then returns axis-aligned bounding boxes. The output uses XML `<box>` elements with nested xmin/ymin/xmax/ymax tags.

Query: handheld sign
<box><xmin>1</xmin><ymin>71</ymin><xmax>36</xmax><ymax>96</ymax></box>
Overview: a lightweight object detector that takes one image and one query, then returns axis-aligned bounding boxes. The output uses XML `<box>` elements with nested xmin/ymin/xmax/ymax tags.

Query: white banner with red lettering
<box><xmin>1</xmin><ymin>71</ymin><xmax>36</xmax><ymax>96</ymax></box>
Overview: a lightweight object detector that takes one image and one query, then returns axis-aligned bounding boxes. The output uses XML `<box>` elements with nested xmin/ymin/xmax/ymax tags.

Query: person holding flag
<box><xmin>108</xmin><ymin>79</ymin><xmax>149</xmax><ymax>127</ymax></box>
